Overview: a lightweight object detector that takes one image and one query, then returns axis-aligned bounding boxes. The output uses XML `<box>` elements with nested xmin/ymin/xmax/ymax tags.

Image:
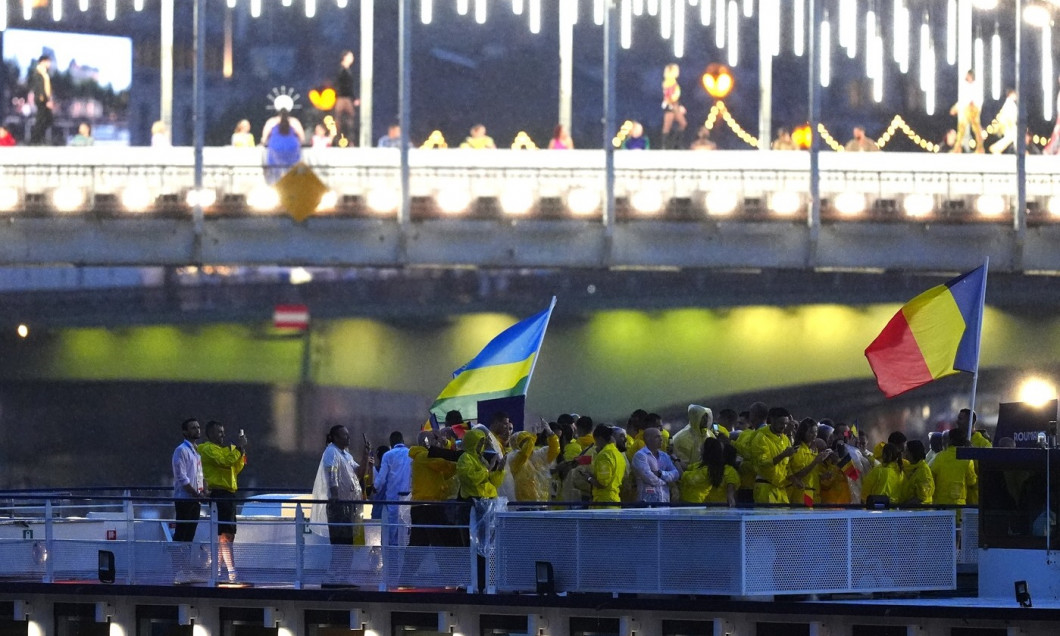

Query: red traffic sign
<box><xmin>274</xmin><ymin>304</ymin><xmax>309</xmax><ymax>330</ymax></box>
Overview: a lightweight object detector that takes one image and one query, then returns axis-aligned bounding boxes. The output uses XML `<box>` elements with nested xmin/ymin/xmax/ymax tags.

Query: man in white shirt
<box><xmin>375</xmin><ymin>431</ymin><xmax>413</xmax><ymax>547</ymax></box>
<box><xmin>990</xmin><ymin>89</ymin><xmax>1018</xmax><ymax>154</ymax></box>
<box><xmin>172</xmin><ymin>418</ymin><xmax>205</xmax><ymax>542</ymax></box>
<box><xmin>632</xmin><ymin>427</ymin><xmax>680</xmax><ymax>503</ymax></box>
<box><xmin>951</xmin><ymin>69</ymin><xmax>985</xmax><ymax>153</ymax></box>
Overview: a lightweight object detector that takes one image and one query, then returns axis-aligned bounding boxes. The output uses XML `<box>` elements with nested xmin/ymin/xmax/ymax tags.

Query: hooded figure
<box><xmin>671</xmin><ymin>405</ymin><xmax>715</xmax><ymax>466</ymax></box>
<box><xmin>504</xmin><ymin>428</ymin><xmax>561</xmax><ymax>502</ymax></box>
<box><xmin>456</xmin><ymin>428</ymin><xmax>505</xmax><ymax>500</ymax></box>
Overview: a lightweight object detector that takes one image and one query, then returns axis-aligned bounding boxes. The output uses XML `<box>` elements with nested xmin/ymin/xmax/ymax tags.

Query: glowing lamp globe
<box><xmin>701</xmin><ymin>64</ymin><xmax>734</xmax><ymax>99</ymax></box>
<box><xmin>792</xmin><ymin>124</ymin><xmax>812</xmax><ymax>149</ymax></box>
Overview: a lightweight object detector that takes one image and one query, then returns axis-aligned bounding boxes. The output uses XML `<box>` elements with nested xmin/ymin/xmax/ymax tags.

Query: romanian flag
<box><xmin>865</xmin><ymin>265</ymin><xmax>987</xmax><ymax>398</ymax></box>
<box><xmin>429</xmin><ymin>298</ymin><xmax>556</xmax><ymax>424</ymax></box>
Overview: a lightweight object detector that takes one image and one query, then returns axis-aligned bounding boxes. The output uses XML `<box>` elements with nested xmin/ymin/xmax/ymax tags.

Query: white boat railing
<box><xmin>0</xmin><ymin>493</ymin><xmax>969</xmax><ymax>595</ymax></box>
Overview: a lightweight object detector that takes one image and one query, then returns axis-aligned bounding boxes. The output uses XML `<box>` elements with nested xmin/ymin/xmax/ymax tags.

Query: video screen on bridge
<box><xmin>3</xmin><ymin>28</ymin><xmax>132</xmax><ymax>145</ymax></box>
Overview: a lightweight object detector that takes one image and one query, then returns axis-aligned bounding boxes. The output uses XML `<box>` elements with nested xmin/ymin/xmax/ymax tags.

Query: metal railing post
<box><xmin>124</xmin><ymin>490</ymin><xmax>135</xmax><ymax>584</ymax></box>
<box><xmin>208</xmin><ymin>501</ymin><xmax>218</xmax><ymax>587</ymax></box>
<box><xmin>468</xmin><ymin>503</ymin><xmax>478</xmax><ymax>594</ymax></box>
<box><xmin>44</xmin><ymin>499</ymin><xmax>54</xmax><ymax>583</ymax></box>
<box><xmin>294</xmin><ymin>504</ymin><xmax>305</xmax><ymax>590</ymax></box>
<box><xmin>379</xmin><ymin>501</ymin><xmax>389</xmax><ymax>592</ymax></box>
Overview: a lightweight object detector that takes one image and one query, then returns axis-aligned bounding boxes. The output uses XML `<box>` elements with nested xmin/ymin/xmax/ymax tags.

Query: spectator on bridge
<box><xmin>660</xmin><ymin>63</ymin><xmax>688</xmax><ymax>149</ymax></box>
<box><xmin>587</xmin><ymin>424</ymin><xmax>625</xmax><ymax>507</ymax></box>
<box><xmin>376</xmin><ymin>431</ymin><xmax>413</xmax><ymax>547</ymax></box>
<box><xmin>335</xmin><ymin>50</ymin><xmax>359</xmax><ymax>145</ymax></box>
<box><xmin>989</xmin><ymin>88</ymin><xmax>1018</xmax><ymax>154</ymax></box>
<box><xmin>787</xmin><ymin>418</ymin><xmax>832</xmax><ymax>507</ymax></box>
<box><xmin>197</xmin><ymin>420</ymin><xmax>247</xmax><ymax>583</ymax></box>
<box><xmin>862</xmin><ymin>443</ymin><xmax>904</xmax><ymax>506</ymax></box>
<box><xmin>771</xmin><ymin>127</ymin><xmax>798</xmax><ymax>150</ymax></box>
<box><xmin>750</xmin><ymin>407</ymin><xmax>796</xmax><ymax>504</ymax></box>
<box><xmin>378</xmin><ymin>123</ymin><xmax>401</xmax><ymax>148</ymax></box>
<box><xmin>622</xmin><ymin>122</ymin><xmax>649</xmax><ymax>150</ymax></box>
<box><xmin>0</xmin><ymin>126</ymin><xmax>14</xmax><ymax>147</ymax></box>
<box><xmin>549</xmin><ymin>124</ymin><xmax>574</xmax><ymax>149</ymax></box>
<box><xmin>460</xmin><ymin>124</ymin><xmax>496</xmax><ymax>149</ymax></box>
<box><xmin>231</xmin><ymin>119</ymin><xmax>255</xmax><ymax>147</ymax></box>
<box><xmin>732</xmin><ymin>402</ymin><xmax>768</xmax><ymax>503</ymax></box>
<box><xmin>939</xmin><ymin>129</ymin><xmax>959</xmax><ymax>153</ymax></box>
<box><xmin>312</xmin><ymin>123</ymin><xmax>333</xmax><ymax>149</ymax></box>
<box><xmin>844</xmin><ymin>126</ymin><xmax>879</xmax><ymax>152</ymax></box>
<box><xmin>68</xmin><ymin>122</ymin><xmax>94</xmax><ymax>146</ymax></box>
<box><xmin>931</xmin><ymin>427</ymin><xmax>978</xmax><ymax>506</ymax></box>
<box><xmin>261</xmin><ymin>109</ymin><xmax>305</xmax><ymax>184</ymax></box>
<box><xmin>900</xmin><ymin>440</ymin><xmax>934</xmax><ymax>505</ymax></box>
<box><xmin>311</xmin><ymin>425</ymin><xmax>367</xmax><ymax>586</ymax></box>
<box><xmin>951</xmin><ymin>69</ymin><xmax>985</xmax><ymax>154</ymax></box>
<box><xmin>672</xmin><ymin>405</ymin><xmax>715</xmax><ymax>467</ymax></box>
<box><xmin>151</xmin><ymin>121</ymin><xmax>170</xmax><ymax>147</ymax></box>
<box><xmin>632</xmin><ymin>427</ymin><xmax>680</xmax><ymax>503</ymax></box>
<box><xmin>29</xmin><ymin>54</ymin><xmax>53</xmax><ymax>146</ymax></box>
<box><xmin>690</xmin><ymin>126</ymin><xmax>717</xmax><ymax>150</ymax></box>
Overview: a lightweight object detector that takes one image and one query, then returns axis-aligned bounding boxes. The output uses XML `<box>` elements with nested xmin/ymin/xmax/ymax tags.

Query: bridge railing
<box><xmin>0</xmin><ymin>148</ymin><xmax>1054</xmax><ymax>223</ymax></box>
<box><xmin>0</xmin><ymin>492</ymin><xmax>967</xmax><ymax>595</ymax></box>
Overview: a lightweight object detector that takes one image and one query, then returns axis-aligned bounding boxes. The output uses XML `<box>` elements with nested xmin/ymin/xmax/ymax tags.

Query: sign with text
<box><xmin>995</xmin><ymin>400</ymin><xmax>1059</xmax><ymax>448</ymax></box>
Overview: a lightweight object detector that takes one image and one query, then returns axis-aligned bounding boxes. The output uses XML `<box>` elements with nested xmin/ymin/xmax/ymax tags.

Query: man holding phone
<box><xmin>198</xmin><ymin>421</ymin><xmax>247</xmax><ymax>583</ymax></box>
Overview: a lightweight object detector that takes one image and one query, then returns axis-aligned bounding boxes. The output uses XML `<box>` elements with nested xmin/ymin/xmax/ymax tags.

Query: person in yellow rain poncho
<box><xmin>966</xmin><ymin>409</ymin><xmax>990</xmax><ymax>505</ymax></box>
<box><xmin>932</xmin><ymin>427</ymin><xmax>977</xmax><ymax>506</ymax></box>
<box><xmin>587</xmin><ymin>425</ymin><xmax>626</xmax><ymax>507</ymax></box>
<box><xmin>506</xmin><ymin>424</ymin><xmax>561</xmax><ymax>503</ymax></box>
<box><xmin>409</xmin><ymin>429</ymin><xmax>461</xmax><ymax>546</ymax></box>
<box><xmin>750</xmin><ymin>407</ymin><xmax>796</xmax><ymax>504</ymax></box>
<box><xmin>671</xmin><ymin>405</ymin><xmax>715</xmax><ymax>467</ymax></box>
<box><xmin>786</xmin><ymin>419</ymin><xmax>833</xmax><ymax>507</ymax></box>
<box><xmin>680</xmin><ymin>437</ymin><xmax>739</xmax><ymax>506</ymax></box>
<box><xmin>455</xmin><ymin>427</ymin><xmax>506</xmax><ymax>548</ymax></box>
<box><xmin>732</xmin><ymin>402</ymin><xmax>769</xmax><ymax>503</ymax></box>
<box><xmin>862</xmin><ymin>443</ymin><xmax>905</xmax><ymax>504</ymax></box>
<box><xmin>559</xmin><ymin>416</ymin><xmax>597</xmax><ymax>503</ymax></box>
<box><xmin>900</xmin><ymin>440</ymin><xmax>934</xmax><ymax>505</ymax></box>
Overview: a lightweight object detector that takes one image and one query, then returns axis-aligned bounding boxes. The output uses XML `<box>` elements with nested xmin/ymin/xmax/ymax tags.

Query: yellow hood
<box><xmin>688</xmin><ymin>404</ymin><xmax>714</xmax><ymax>432</ymax></box>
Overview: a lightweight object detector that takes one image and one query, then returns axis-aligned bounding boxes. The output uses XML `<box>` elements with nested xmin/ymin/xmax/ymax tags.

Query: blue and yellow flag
<box><xmin>429</xmin><ymin>298</ymin><xmax>556</xmax><ymax>424</ymax></box>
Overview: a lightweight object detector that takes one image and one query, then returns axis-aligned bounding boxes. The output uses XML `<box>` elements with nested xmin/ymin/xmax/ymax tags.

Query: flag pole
<box><xmin>966</xmin><ymin>257</ymin><xmax>990</xmax><ymax>440</ymax></box>
<box><xmin>524</xmin><ymin>296</ymin><xmax>558</xmax><ymax>392</ymax></box>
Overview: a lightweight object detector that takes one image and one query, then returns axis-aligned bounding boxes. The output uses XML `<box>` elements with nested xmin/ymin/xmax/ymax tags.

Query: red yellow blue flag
<box><xmin>429</xmin><ymin>298</ymin><xmax>556</xmax><ymax>424</ymax></box>
<box><xmin>864</xmin><ymin>266</ymin><xmax>987</xmax><ymax>398</ymax></box>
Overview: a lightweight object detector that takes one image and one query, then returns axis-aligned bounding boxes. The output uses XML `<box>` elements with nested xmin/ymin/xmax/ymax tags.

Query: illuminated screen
<box><xmin>3</xmin><ymin>28</ymin><xmax>132</xmax><ymax>92</ymax></box>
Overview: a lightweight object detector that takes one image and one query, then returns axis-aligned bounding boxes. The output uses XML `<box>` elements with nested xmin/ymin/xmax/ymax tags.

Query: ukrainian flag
<box><xmin>429</xmin><ymin>298</ymin><xmax>556</xmax><ymax>423</ymax></box>
<box><xmin>865</xmin><ymin>265</ymin><xmax>987</xmax><ymax>398</ymax></box>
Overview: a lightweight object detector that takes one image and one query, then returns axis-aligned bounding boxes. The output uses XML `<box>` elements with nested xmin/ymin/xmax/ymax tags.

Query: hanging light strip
<box><xmin>673</xmin><ymin>0</ymin><xmax>686</xmax><ymax>57</ymax></box>
<box><xmin>715</xmin><ymin>0</ymin><xmax>726</xmax><ymax>48</ymax></box>
<box><xmin>840</xmin><ymin>0</ymin><xmax>856</xmax><ymax>59</ymax></box>
<box><xmin>1043</xmin><ymin>24</ymin><xmax>1053</xmax><ymax>122</ymax></box>
<box><xmin>742</xmin><ymin>0</ymin><xmax>752</xmax><ymax>18</ymax></box>
<box><xmin>421</xmin><ymin>0</ymin><xmax>433</xmax><ymax>24</ymax></box>
<box><xmin>80</xmin><ymin>0</ymin><xmax>88</xmax><ymax>12</ymax></box>
<box><xmin>896</xmin><ymin>2</ymin><xmax>909</xmax><ymax>73</ymax></box>
<box><xmin>946</xmin><ymin>0</ymin><xmax>956</xmax><ymax>65</ymax></box>
<box><xmin>529</xmin><ymin>0</ymin><xmax>540</xmax><ymax>33</ymax></box>
<box><xmin>659</xmin><ymin>0</ymin><xmax>671</xmax><ymax>37</ymax></box>
<box><xmin>53</xmin><ymin>0</ymin><xmax>63</xmax><ymax>21</ymax></box>
<box><xmin>474</xmin><ymin>0</ymin><xmax>486</xmax><ymax>23</ymax></box>
<box><xmin>512</xmin><ymin>0</ymin><xmax>524</xmax><ymax>16</ymax></box>
<box><xmin>634</xmin><ymin>0</ymin><xmax>644</xmax><ymax>16</ymax></box>
<box><xmin>727</xmin><ymin>0</ymin><xmax>738</xmax><ymax>65</ymax></box>
<box><xmin>282</xmin><ymin>0</ymin><xmax>293</xmax><ymax>6</ymax></box>
<box><xmin>866</xmin><ymin>9</ymin><xmax>876</xmax><ymax>77</ymax></box>
<box><xmin>701</xmin><ymin>0</ymin><xmax>711</xmax><ymax>26</ymax></box>
<box><xmin>990</xmin><ymin>28</ymin><xmax>1000</xmax><ymax>100</ymax></box>
<box><xmin>251</xmin><ymin>0</ymin><xmax>261</xmax><ymax>17</ymax></box>
<box><xmin>227</xmin><ymin>0</ymin><xmax>237</xmax><ymax>8</ymax></box>
<box><xmin>0</xmin><ymin>0</ymin><xmax>7</xmax><ymax>32</ymax></box>
<box><xmin>793</xmin><ymin>0</ymin><xmax>804</xmax><ymax>56</ymax></box>
<box><xmin>621</xmin><ymin>0</ymin><xmax>633</xmax><ymax>48</ymax></box>
<box><xmin>648</xmin><ymin>0</ymin><xmax>659</xmax><ymax>16</ymax></box>
<box><xmin>820</xmin><ymin>11</ymin><xmax>831</xmax><ymax>87</ymax></box>
<box><xmin>22</xmin><ymin>0</ymin><xmax>31</xmax><ymax>21</ymax></box>
<box><xmin>135</xmin><ymin>0</ymin><xmax>146</xmax><ymax>12</ymax></box>
<box><xmin>305</xmin><ymin>0</ymin><xmax>316</xmax><ymax>19</ymax></box>
<box><xmin>105</xmin><ymin>0</ymin><xmax>115</xmax><ymax>20</ymax></box>
<box><xmin>873</xmin><ymin>31</ymin><xmax>884</xmax><ymax>102</ymax></box>
<box><xmin>769</xmin><ymin>0</ymin><xmax>780</xmax><ymax>57</ymax></box>
<box><xmin>457</xmin><ymin>0</ymin><xmax>468</xmax><ymax>16</ymax></box>
<box><xmin>337</xmin><ymin>0</ymin><xmax>348</xmax><ymax>7</ymax></box>
<box><xmin>595</xmin><ymin>0</ymin><xmax>605</xmax><ymax>25</ymax></box>
<box><xmin>921</xmin><ymin>19</ymin><xmax>936</xmax><ymax>115</ymax></box>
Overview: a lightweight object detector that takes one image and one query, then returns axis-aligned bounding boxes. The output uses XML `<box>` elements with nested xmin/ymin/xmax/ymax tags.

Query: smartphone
<box><xmin>239</xmin><ymin>428</ymin><xmax>245</xmax><ymax>437</ymax></box>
